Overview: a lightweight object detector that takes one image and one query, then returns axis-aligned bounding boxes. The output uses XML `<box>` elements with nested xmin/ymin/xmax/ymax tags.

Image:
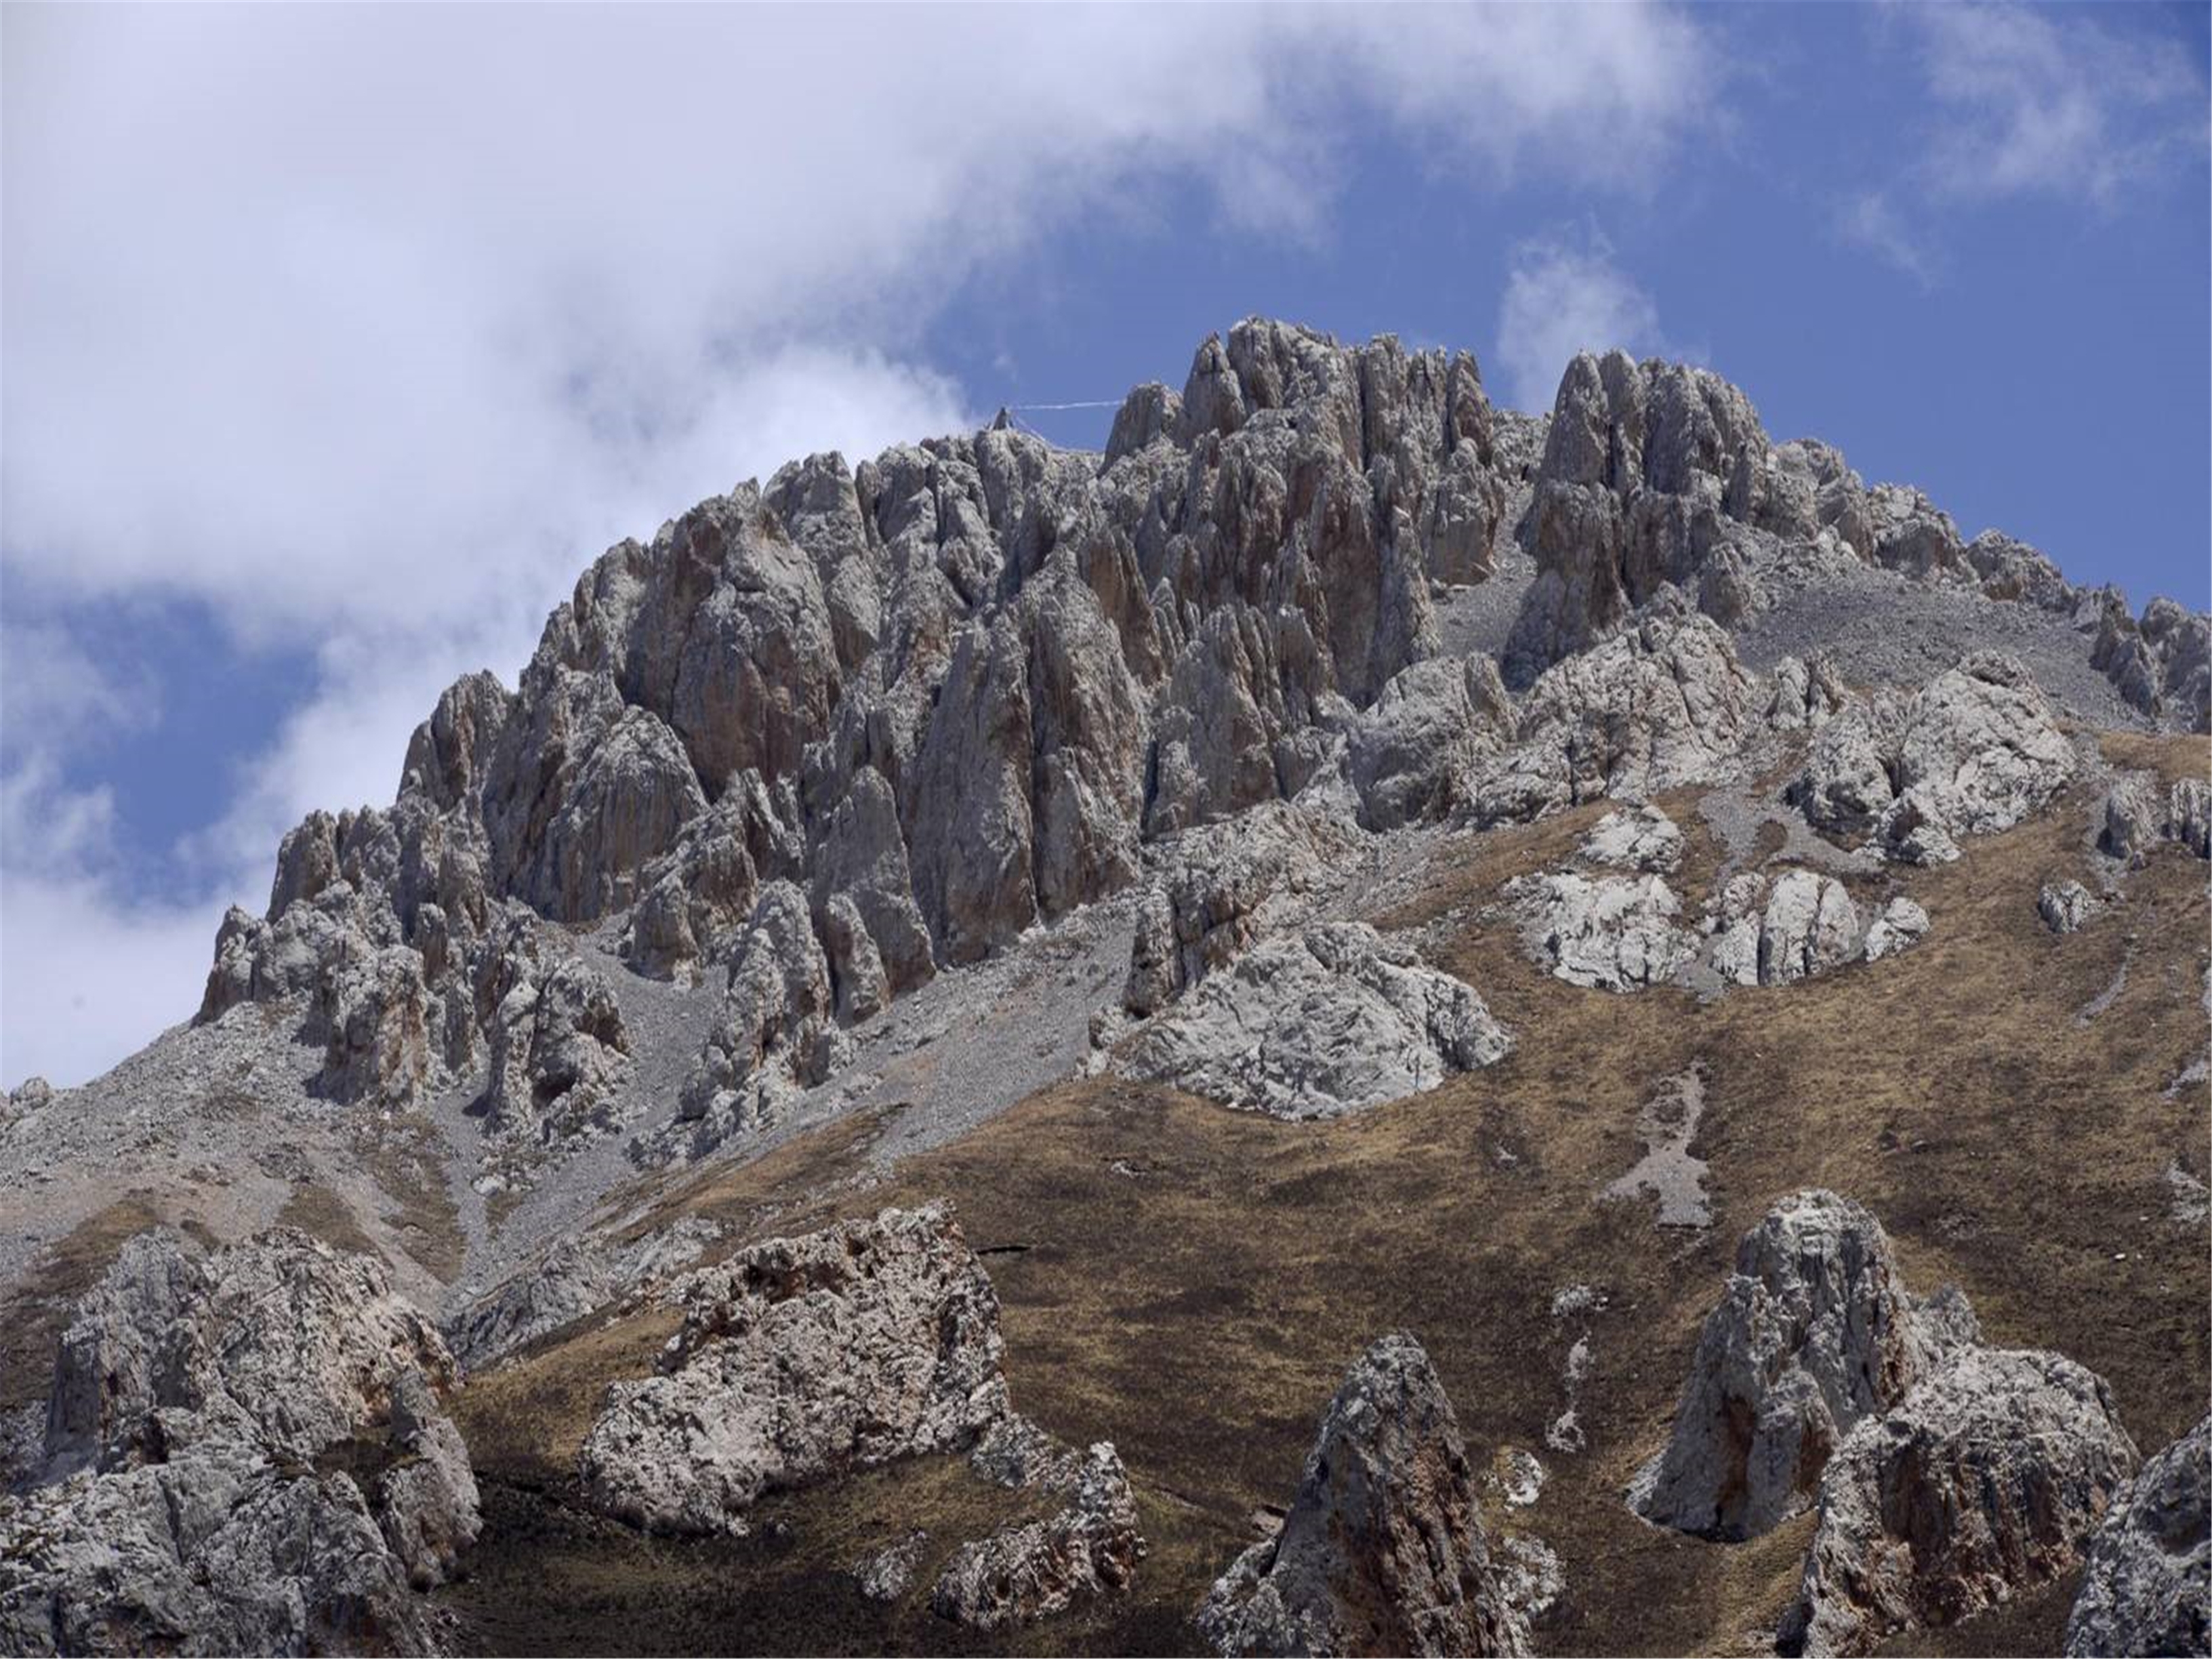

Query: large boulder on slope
<box><xmin>1115</xmin><ymin>923</ymin><xmax>1510</xmax><ymax>1120</ymax></box>
<box><xmin>0</xmin><ymin>1231</ymin><xmax>478</xmax><ymax>1656</ymax></box>
<box><xmin>1780</xmin><ymin>1347</ymin><xmax>2138</xmax><ymax>1656</ymax></box>
<box><xmin>575</xmin><ymin>1204</ymin><xmax>1010</xmax><ymax>1536</ymax></box>
<box><xmin>2065</xmin><ymin>1414</ymin><xmax>2211</xmax><ymax>1658</ymax></box>
<box><xmin>1635</xmin><ymin>1190</ymin><xmax>1977</xmax><ymax>1542</ymax></box>
<box><xmin>1197</xmin><ymin>1333</ymin><xmax>1530</xmax><ymax>1657</ymax></box>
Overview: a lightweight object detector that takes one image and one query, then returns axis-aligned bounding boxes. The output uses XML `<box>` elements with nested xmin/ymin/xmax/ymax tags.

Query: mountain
<box><xmin>2</xmin><ymin>319</ymin><xmax>2205</xmax><ymax>1658</ymax></box>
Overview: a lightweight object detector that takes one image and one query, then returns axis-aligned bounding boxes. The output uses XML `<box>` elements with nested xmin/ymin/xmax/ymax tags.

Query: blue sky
<box><xmin>3</xmin><ymin>2</ymin><xmax>2207</xmax><ymax>1086</ymax></box>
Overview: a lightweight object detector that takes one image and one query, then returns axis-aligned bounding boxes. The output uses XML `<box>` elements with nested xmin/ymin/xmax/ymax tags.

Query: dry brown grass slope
<box><xmin>443</xmin><ymin>737</ymin><xmax>2210</xmax><ymax>1656</ymax></box>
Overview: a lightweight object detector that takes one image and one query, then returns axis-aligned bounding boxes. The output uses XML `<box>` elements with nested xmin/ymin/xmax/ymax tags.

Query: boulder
<box><xmin>1577</xmin><ymin>803</ymin><xmax>1685</xmax><ymax>872</ymax></box>
<box><xmin>932</xmin><ymin>1443</ymin><xmax>1145</xmax><ymax>1631</ymax></box>
<box><xmin>1115</xmin><ymin>923</ymin><xmax>1510</xmax><ymax>1120</ymax></box>
<box><xmin>2065</xmin><ymin>1414</ymin><xmax>2211</xmax><ymax>1658</ymax></box>
<box><xmin>1780</xmin><ymin>1347</ymin><xmax>2139</xmax><ymax>1656</ymax></box>
<box><xmin>1197</xmin><ymin>1334</ymin><xmax>1528</xmax><ymax>1657</ymax></box>
<box><xmin>2039</xmin><ymin>880</ymin><xmax>2097</xmax><ymax>935</ymax></box>
<box><xmin>1504</xmin><ymin>872</ymin><xmax>1694</xmax><ymax>992</ymax></box>
<box><xmin>576</xmin><ymin>1204</ymin><xmax>1009</xmax><ymax>1536</ymax></box>
<box><xmin>1635</xmin><ymin>1190</ymin><xmax>1977</xmax><ymax>1541</ymax></box>
<box><xmin>1792</xmin><ymin>656</ymin><xmax>2074</xmax><ymax>863</ymax></box>
<box><xmin>0</xmin><ymin>1230</ymin><xmax>477</xmax><ymax>1656</ymax></box>
<box><xmin>1859</xmin><ymin>895</ymin><xmax>1928</xmax><ymax>962</ymax></box>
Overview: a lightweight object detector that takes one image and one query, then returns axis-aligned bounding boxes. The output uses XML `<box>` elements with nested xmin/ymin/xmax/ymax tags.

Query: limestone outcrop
<box><xmin>1197</xmin><ymin>1333</ymin><xmax>1529</xmax><ymax>1657</ymax></box>
<box><xmin>1780</xmin><ymin>1347</ymin><xmax>2138</xmax><ymax>1656</ymax></box>
<box><xmin>2064</xmin><ymin>1414</ymin><xmax>2211</xmax><ymax>1658</ymax></box>
<box><xmin>1635</xmin><ymin>1190</ymin><xmax>1976</xmax><ymax>1541</ymax></box>
<box><xmin>932</xmin><ymin>1442</ymin><xmax>1145</xmax><ymax>1631</ymax></box>
<box><xmin>1791</xmin><ymin>655</ymin><xmax>2075</xmax><ymax>863</ymax></box>
<box><xmin>576</xmin><ymin>1204</ymin><xmax>1008</xmax><ymax>1535</ymax></box>
<box><xmin>1114</xmin><ymin>923</ymin><xmax>1509</xmax><ymax>1119</ymax></box>
<box><xmin>0</xmin><ymin>1230</ymin><xmax>478</xmax><ymax>1655</ymax></box>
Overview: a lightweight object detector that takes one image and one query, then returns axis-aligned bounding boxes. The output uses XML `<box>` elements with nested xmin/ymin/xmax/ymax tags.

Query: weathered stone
<box><xmin>852</xmin><ymin>1530</ymin><xmax>930</xmax><ymax>1605</ymax></box>
<box><xmin>1578</xmin><ymin>803</ymin><xmax>1684</xmax><ymax>872</ymax></box>
<box><xmin>2039</xmin><ymin>880</ymin><xmax>2097</xmax><ymax>935</ymax></box>
<box><xmin>1859</xmin><ymin>895</ymin><xmax>1929</xmax><ymax>962</ymax></box>
<box><xmin>1346</xmin><ymin>655</ymin><xmax>1513</xmax><ymax>831</ymax></box>
<box><xmin>1793</xmin><ymin>656</ymin><xmax>2074</xmax><ymax>861</ymax></box>
<box><xmin>2065</xmin><ymin>1414</ymin><xmax>2211</xmax><ymax>1658</ymax></box>
<box><xmin>1780</xmin><ymin>1347</ymin><xmax>2139</xmax><ymax>1656</ymax></box>
<box><xmin>482</xmin><ymin>948</ymin><xmax>630</xmax><ymax>1145</ymax></box>
<box><xmin>576</xmin><ymin>1204</ymin><xmax>1009</xmax><ymax>1536</ymax></box>
<box><xmin>1635</xmin><ymin>1191</ymin><xmax>1976</xmax><ymax>1542</ymax></box>
<box><xmin>1504</xmin><ymin>872</ymin><xmax>1693</xmax><ymax>992</ymax></box>
<box><xmin>1197</xmin><ymin>1334</ymin><xmax>1528</xmax><ymax>1658</ymax></box>
<box><xmin>1115</xmin><ymin>923</ymin><xmax>1509</xmax><ymax>1120</ymax></box>
<box><xmin>1122</xmin><ymin>802</ymin><xmax>1360</xmax><ymax>1017</ymax></box>
<box><xmin>0</xmin><ymin>1230</ymin><xmax>477</xmax><ymax>1656</ymax></box>
<box><xmin>933</xmin><ymin>1443</ymin><xmax>1145</xmax><ymax>1631</ymax></box>
<box><xmin>676</xmin><ymin>882</ymin><xmax>844</xmax><ymax>1146</ymax></box>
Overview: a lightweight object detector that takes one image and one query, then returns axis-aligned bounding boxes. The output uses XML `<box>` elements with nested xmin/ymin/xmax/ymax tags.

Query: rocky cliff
<box><xmin>1</xmin><ymin>316</ymin><xmax>2205</xmax><ymax>1658</ymax></box>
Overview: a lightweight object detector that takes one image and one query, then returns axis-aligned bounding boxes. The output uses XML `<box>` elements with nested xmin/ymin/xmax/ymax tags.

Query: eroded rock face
<box><xmin>576</xmin><ymin>1204</ymin><xmax>1008</xmax><ymax>1536</ymax></box>
<box><xmin>1578</xmin><ymin>803</ymin><xmax>1684</xmax><ymax>872</ymax></box>
<box><xmin>1114</xmin><ymin>923</ymin><xmax>1509</xmax><ymax>1119</ymax></box>
<box><xmin>482</xmin><ymin>947</ymin><xmax>630</xmax><ymax>1145</ymax></box>
<box><xmin>1792</xmin><ymin>656</ymin><xmax>2075</xmax><ymax>863</ymax></box>
<box><xmin>933</xmin><ymin>1443</ymin><xmax>1145</xmax><ymax>1631</ymax></box>
<box><xmin>1635</xmin><ymin>1191</ymin><xmax>1975</xmax><ymax>1542</ymax></box>
<box><xmin>1471</xmin><ymin>616</ymin><xmax>1761</xmax><ymax>825</ymax></box>
<box><xmin>0</xmin><ymin>1230</ymin><xmax>478</xmax><ymax>1656</ymax></box>
<box><xmin>1122</xmin><ymin>802</ymin><xmax>1361</xmax><ymax>1017</ymax></box>
<box><xmin>1780</xmin><ymin>1347</ymin><xmax>2139</xmax><ymax>1657</ymax></box>
<box><xmin>2039</xmin><ymin>880</ymin><xmax>2097</xmax><ymax>934</ymax></box>
<box><xmin>2065</xmin><ymin>1414</ymin><xmax>2211</xmax><ymax>1658</ymax></box>
<box><xmin>1197</xmin><ymin>1334</ymin><xmax>1529</xmax><ymax>1658</ymax></box>
<box><xmin>2102</xmin><ymin>773</ymin><xmax>2212</xmax><ymax>866</ymax></box>
<box><xmin>1504</xmin><ymin>872</ymin><xmax>1693</xmax><ymax>992</ymax></box>
<box><xmin>674</xmin><ymin>881</ymin><xmax>845</xmax><ymax>1149</ymax></box>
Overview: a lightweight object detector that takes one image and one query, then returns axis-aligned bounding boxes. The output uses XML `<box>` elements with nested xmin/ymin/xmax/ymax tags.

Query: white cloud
<box><xmin>1833</xmin><ymin>190</ymin><xmax>1940</xmax><ymax>288</ymax></box>
<box><xmin>1</xmin><ymin>3</ymin><xmax>1721</xmax><ymax>1085</ymax></box>
<box><xmin>1907</xmin><ymin>4</ymin><xmax>2205</xmax><ymax>207</ymax></box>
<box><xmin>1494</xmin><ymin>230</ymin><xmax>1675</xmax><ymax>411</ymax></box>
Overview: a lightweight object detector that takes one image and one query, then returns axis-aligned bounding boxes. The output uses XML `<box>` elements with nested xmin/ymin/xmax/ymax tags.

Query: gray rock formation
<box><xmin>853</xmin><ymin>1530</ymin><xmax>930</xmax><ymax>1604</ymax></box>
<box><xmin>1114</xmin><ymin>922</ymin><xmax>1509</xmax><ymax>1119</ymax></box>
<box><xmin>932</xmin><ymin>1443</ymin><xmax>1145</xmax><ymax>1631</ymax></box>
<box><xmin>1709</xmin><ymin>871</ymin><xmax>1862</xmax><ymax>987</ymax></box>
<box><xmin>2102</xmin><ymin>773</ymin><xmax>2212</xmax><ymax>866</ymax></box>
<box><xmin>447</xmin><ymin>1214</ymin><xmax>728</xmax><ymax>1369</ymax></box>
<box><xmin>1578</xmin><ymin>803</ymin><xmax>1685</xmax><ymax>872</ymax></box>
<box><xmin>1122</xmin><ymin>802</ymin><xmax>1361</xmax><ymax>1017</ymax></box>
<box><xmin>1858</xmin><ymin>895</ymin><xmax>1928</xmax><ymax>962</ymax></box>
<box><xmin>2039</xmin><ymin>880</ymin><xmax>2098</xmax><ymax>934</ymax></box>
<box><xmin>1197</xmin><ymin>1333</ymin><xmax>1529</xmax><ymax>1657</ymax></box>
<box><xmin>1791</xmin><ymin>655</ymin><xmax>2075</xmax><ymax>863</ymax></box>
<box><xmin>674</xmin><ymin>880</ymin><xmax>846</xmax><ymax>1150</ymax></box>
<box><xmin>1504</xmin><ymin>871</ymin><xmax>1693</xmax><ymax>991</ymax></box>
<box><xmin>1635</xmin><ymin>1190</ymin><xmax>1976</xmax><ymax>1541</ymax></box>
<box><xmin>1780</xmin><ymin>1347</ymin><xmax>2139</xmax><ymax>1656</ymax></box>
<box><xmin>1470</xmin><ymin>616</ymin><xmax>1761</xmax><ymax>825</ymax></box>
<box><xmin>2065</xmin><ymin>1414</ymin><xmax>2211</xmax><ymax>1658</ymax></box>
<box><xmin>576</xmin><ymin>1204</ymin><xmax>1008</xmax><ymax>1535</ymax></box>
<box><xmin>481</xmin><ymin>944</ymin><xmax>631</xmax><ymax>1145</ymax></box>
<box><xmin>0</xmin><ymin>1229</ymin><xmax>478</xmax><ymax>1655</ymax></box>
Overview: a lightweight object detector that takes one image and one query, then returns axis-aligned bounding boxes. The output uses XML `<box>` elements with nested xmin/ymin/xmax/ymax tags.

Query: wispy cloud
<box><xmin>1832</xmin><ymin>190</ymin><xmax>1941</xmax><ymax>288</ymax></box>
<box><xmin>1910</xmin><ymin>3</ymin><xmax>2205</xmax><ymax>208</ymax></box>
<box><xmin>1494</xmin><ymin>228</ymin><xmax>1680</xmax><ymax>411</ymax></box>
